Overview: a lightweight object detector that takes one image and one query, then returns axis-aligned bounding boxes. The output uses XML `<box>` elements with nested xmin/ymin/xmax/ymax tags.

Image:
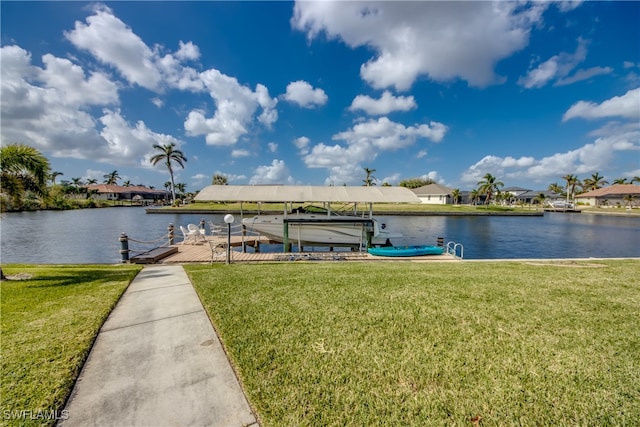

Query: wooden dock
<box><xmin>157</xmin><ymin>235</ymin><xmax>459</xmax><ymax>264</ymax></box>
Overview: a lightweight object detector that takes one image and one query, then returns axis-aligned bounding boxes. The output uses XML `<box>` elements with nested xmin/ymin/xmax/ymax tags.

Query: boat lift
<box><xmin>194</xmin><ymin>185</ymin><xmax>422</xmax><ymax>253</ymax></box>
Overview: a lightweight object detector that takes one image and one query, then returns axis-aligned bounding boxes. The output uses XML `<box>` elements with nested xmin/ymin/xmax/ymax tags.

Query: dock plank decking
<box><xmin>159</xmin><ymin>236</ymin><xmax>459</xmax><ymax>264</ymax></box>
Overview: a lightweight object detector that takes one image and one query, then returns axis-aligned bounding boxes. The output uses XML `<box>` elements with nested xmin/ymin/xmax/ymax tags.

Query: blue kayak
<box><xmin>368</xmin><ymin>245</ymin><xmax>444</xmax><ymax>257</ymax></box>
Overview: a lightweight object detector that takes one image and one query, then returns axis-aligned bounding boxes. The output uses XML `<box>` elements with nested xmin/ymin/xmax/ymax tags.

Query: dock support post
<box><xmin>242</xmin><ymin>224</ymin><xmax>247</xmax><ymax>253</ymax></box>
<box><xmin>119</xmin><ymin>232</ymin><xmax>129</xmax><ymax>263</ymax></box>
<box><xmin>168</xmin><ymin>224</ymin><xmax>174</xmax><ymax>245</ymax></box>
<box><xmin>283</xmin><ymin>222</ymin><xmax>290</xmax><ymax>252</ymax></box>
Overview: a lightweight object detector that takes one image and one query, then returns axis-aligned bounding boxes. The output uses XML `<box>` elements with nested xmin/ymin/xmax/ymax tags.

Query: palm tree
<box><xmin>583</xmin><ymin>172</ymin><xmax>608</xmax><ymax>191</ymax></box>
<box><xmin>469</xmin><ymin>189</ymin><xmax>480</xmax><ymax>206</ymax></box>
<box><xmin>175</xmin><ymin>182</ymin><xmax>187</xmax><ymax>203</ymax></box>
<box><xmin>123</xmin><ymin>180</ymin><xmax>131</xmax><ymax>187</ymax></box>
<box><xmin>477</xmin><ymin>173</ymin><xmax>504</xmax><ymax>206</ymax></box>
<box><xmin>164</xmin><ymin>181</ymin><xmax>172</xmax><ymax>191</ymax></box>
<box><xmin>150</xmin><ymin>143</ymin><xmax>187</xmax><ymax>204</ymax></box>
<box><xmin>362</xmin><ymin>167</ymin><xmax>377</xmax><ymax>186</ymax></box>
<box><xmin>50</xmin><ymin>171</ymin><xmax>64</xmax><ymax>185</ymax></box>
<box><xmin>623</xmin><ymin>194</ymin><xmax>636</xmax><ymax>208</ymax></box>
<box><xmin>451</xmin><ymin>188</ymin><xmax>461</xmax><ymax>205</ymax></box>
<box><xmin>103</xmin><ymin>170</ymin><xmax>120</xmax><ymax>185</ymax></box>
<box><xmin>562</xmin><ymin>174</ymin><xmax>580</xmax><ymax>204</ymax></box>
<box><xmin>0</xmin><ymin>143</ymin><xmax>51</xmax><ymax>277</ymax></box>
<box><xmin>612</xmin><ymin>178</ymin><xmax>629</xmax><ymax>185</ymax></box>
<box><xmin>534</xmin><ymin>192</ymin><xmax>547</xmax><ymax>210</ymax></box>
<box><xmin>547</xmin><ymin>182</ymin><xmax>563</xmax><ymax>196</ymax></box>
<box><xmin>631</xmin><ymin>176</ymin><xmax>640</xmax><ymax>184</ymax></box>
<box><xmin>86</xmin><ymin>178</ymin><xmax>98</xmax><ymax>185</ymax></box>
<box><xmin>212</xmin><ymin>173</ymin><xmax>228</xmax><ymax>185</ymax></box>
<box><xmin>0</xmin><ymin>143</ymin><xmax>51</xmax><ymax>210</ymax></box>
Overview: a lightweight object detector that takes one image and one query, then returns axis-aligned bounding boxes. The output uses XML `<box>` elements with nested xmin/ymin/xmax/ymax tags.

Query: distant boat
<box><xmin>368</xmin><ymin>245</ymin><xmax>444</xmax><ymax>257</ymax></box>
<box><xmin>242</xmin><ymin>206</ymin><xmax>401</xmax><ymax>247</ymax></box>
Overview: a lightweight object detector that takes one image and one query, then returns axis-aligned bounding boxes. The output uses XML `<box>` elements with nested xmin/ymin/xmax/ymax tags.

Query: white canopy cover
<box><xmin>194</xmin><ymin>185</ymin><xmax>421</xmax><ymax>203</ymax></box>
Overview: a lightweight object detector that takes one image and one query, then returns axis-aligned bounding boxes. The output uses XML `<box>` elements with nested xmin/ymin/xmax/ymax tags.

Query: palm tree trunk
<box><xmin>167</xmin><ymin>163</ymin><xmax>176</xmax><ymax>204</ymax></box>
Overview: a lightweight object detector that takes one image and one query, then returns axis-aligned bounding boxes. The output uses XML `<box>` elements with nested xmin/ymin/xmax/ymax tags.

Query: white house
<box><xmin>410</xmin><ymin>183</ymin><xmax>453</xmax><ymax>204</ymax></box>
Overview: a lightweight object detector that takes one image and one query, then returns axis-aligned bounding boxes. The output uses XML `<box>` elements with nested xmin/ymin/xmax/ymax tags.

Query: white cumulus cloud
<box><xmin>461</xmin><ymin>126</ymin><xmax>639</xmax><ymax>184</ymax></box>
<box><xmin>563</xmin><ymin>88</ymin><xmax>640</xmax><ymax>121</ymax></box>
<box><xmin>65</xmin><ymin>4</ymin><xmax>163</xmax><ymax>90</ymax></box>
<box><xmin>283</xmin><ymin>80</ymin><xmax>328</xmax><ymax>108</ymax></box>
<box><xmin>184</xmin><ymin>69</ymin><xmax>278</xmax><ymax>146</ymax></box>
<box><xmin>303</xmin><ymin>117</ymin><xmax>447</xmax><ymax>184</ymax></box>
<box><xmin>249</xmin><ymin>159</ymin><xmax>294</xmax><ymax>184</ymax></box>
<box><xmin>333</xmin><ymin>117</ymin><xmax>447</xmax><ymax>149</ymax></box>
<box><xmin>349</xmin><ymin>91</ymin><xmax>417</xmax><ymax>115</ymax></box>
<box><xmin>292</xmin><ymin>1</ymin><xmax>551</xmax><ymax>90</ymax></box>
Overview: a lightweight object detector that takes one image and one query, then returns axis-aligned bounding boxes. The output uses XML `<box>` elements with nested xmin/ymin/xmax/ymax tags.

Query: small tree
<box><xmin>623</xmin><ymin>194</ymin><xmax>636</xmax><ymax>209</ymax></box>
<box><xmin>534</xmin><ymin>192</ymin><xmax>546</xmax><ymax>210</ymax></box>
<box><xmin>363</xmin><ymin>167</ymin><xmax>377</xmax><ymax>186</ymax></box>
<box><xmin>451</xmin><ymin>188</ymin><xmax>461</xmax><ymax>205</ymax></box>
<box><xmin>212</xmin><ymin>174</ymin><xmax>228</xmax><ymax>185</ymax></box>
<box><xmin>477</xmin><ymin>173</ymin><xmax>504</xmax><ymax>206</ymax></box>
<box><xmin>0</xmin><ymin>143</ymin><xmax>51</xmax><ymax>211</ymax></box>
<box><xmin>398</xmin><ymin>177</ymin><xmax>435</xmax><ymax>189</ymax></box>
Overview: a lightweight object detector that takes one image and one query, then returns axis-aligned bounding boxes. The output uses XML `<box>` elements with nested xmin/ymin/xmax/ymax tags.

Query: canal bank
<box><xmin>145</xmin><ymin>207</ymin><xmax>545</xmax><ymax>216</ymax></box>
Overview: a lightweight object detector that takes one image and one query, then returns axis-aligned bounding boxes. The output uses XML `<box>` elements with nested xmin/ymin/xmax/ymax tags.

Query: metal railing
<box><xmin>446</xmin><ymin>241</ymin><xmax>464</xmax><ymax>259</ymax></box>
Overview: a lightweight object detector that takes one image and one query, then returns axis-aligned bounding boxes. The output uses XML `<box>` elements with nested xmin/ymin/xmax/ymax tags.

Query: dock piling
<box><xmin>119</xmin><ymin>232</ymin><xmax>129</xmax><ymax>263</ymax></box>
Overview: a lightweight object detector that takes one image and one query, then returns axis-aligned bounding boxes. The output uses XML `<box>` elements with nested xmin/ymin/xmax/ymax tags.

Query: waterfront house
<box><xmin>85</xmin><ymin>184</ymin><xmax>170</xmax><ymax>205</ymax></box>
<box><xmin>410</xmin><ymin>183</ymin><xmax>453</xmax><ymax>204</ymax></box>
<box><xmin>503</xmin><ymin>188</ymin><xmax>562</xmax><ymax>206</ymax></box>
<box><xmin>575</xmin><ymin>184</ymin><xmax>640</xmax><ymax>207</ymax></box>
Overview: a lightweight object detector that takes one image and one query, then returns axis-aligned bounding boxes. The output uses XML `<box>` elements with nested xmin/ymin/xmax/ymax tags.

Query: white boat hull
<box><xmin>242</xmin><ymin>214</ymin><xmax>399</xmax><ymax>247</ymax></box>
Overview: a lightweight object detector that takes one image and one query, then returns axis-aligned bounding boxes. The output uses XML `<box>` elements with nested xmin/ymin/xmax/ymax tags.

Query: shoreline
<box><xmin>145</xmin><ymin>207</ymin><xmax>545</xmax><ymax>216</ymax></box>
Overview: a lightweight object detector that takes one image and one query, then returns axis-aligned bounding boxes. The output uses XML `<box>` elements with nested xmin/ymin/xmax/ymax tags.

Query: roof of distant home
<box><xmin>576</xmin><ymin>184</ymin><xmax>640</xmax><ymax>198</ymax></box>
<box><xmin>410</xmin><ymin>183</ymin><xmax>453</xmax><ymax>195</ymax></box>
<box><xmin>194</xmin><ymin>185</ymin><xmax>421</xmax><ymax>203</ymax></box>
<box><xmin>85</xmin><ymin>184</ymin><xmax>169</xmax><ymax>195</ymax></box>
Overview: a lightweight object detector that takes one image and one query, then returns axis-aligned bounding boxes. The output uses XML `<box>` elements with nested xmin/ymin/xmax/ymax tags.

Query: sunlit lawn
<box><xmin>1</xmin><ymin>264</ymin><xmax>141</xmax><ymax>426</ymax></box>
<box><xmin>186</xmin><ymin>260</ymin><xmax>640</xmax><ymax>426</ymax></box>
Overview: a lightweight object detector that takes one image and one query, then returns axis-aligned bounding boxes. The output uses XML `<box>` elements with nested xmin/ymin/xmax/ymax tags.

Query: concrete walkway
<box><xmin>60</xmin><ymin>265</ymin><xmax>258</xmax><ymax>427</ymax></box>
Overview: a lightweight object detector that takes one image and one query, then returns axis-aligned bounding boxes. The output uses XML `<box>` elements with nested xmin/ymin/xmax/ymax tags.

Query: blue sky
<box><xmin>2</xmin><ymin>1</ymin><xmax>639</xmax><ymax>192</ymax></box>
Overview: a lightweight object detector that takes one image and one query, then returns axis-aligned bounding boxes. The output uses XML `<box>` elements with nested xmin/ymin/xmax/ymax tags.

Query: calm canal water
<box><xmin>1</xmin><ymin>207</ymin><xmax>639</xmax><ymax>263</ymax></box>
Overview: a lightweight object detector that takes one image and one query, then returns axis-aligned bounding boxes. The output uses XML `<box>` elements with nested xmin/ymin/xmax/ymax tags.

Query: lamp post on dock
<box><xmin>224</xmin><ymin>214</ymin><xmax>234</xmax><ymax>264</ymax></box>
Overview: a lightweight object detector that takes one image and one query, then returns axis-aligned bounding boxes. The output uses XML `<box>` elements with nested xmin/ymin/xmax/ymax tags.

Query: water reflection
<box><xmin>1</xmin><ymin>208</ymin><xmax>638</xmax><ymax>263</ymax></box>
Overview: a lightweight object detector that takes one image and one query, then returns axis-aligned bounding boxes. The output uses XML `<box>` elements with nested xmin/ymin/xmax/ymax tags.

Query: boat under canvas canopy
<box><xmin>194</xmin><ymin>185</ymin><xmax>421</xmax><ymax>204</ymax></box>
<box><xmin>194</xmin><ymin>185</ymin><xmax>420</xmax><ymax>252</ymax></box>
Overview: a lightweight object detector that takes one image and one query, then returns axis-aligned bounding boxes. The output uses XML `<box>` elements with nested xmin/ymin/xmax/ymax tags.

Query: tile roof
<box><xmin>85</xmin><ymin>184</ymin><xmax>168</xmax><ymax>195</ymax></box>
<box><xmin>576</xmin><ymin>184</ymin><xmax>640</xmax><ymax>198</ymax></box>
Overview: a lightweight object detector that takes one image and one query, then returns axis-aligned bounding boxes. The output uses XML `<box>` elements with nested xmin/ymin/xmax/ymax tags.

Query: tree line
<box><xmin>366</xmin><ymin>168</ymin><xmax>640</xmax><ymax>207</ymax></box>
<box><xmin>1</xmin><ymin>143</ymin><xmax>188</xmax><ymax>212</ymax></box>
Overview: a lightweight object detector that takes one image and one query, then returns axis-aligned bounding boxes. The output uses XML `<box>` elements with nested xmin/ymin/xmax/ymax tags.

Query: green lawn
<box><xmin>1</xmin><ymin>264</ymin><xmax>141</xmax><ymax>426</ymax></box>
<box><xmin>186</xmin><ymin>260</ymin><xmax>640</xmax><ymax>426</ymax></box>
